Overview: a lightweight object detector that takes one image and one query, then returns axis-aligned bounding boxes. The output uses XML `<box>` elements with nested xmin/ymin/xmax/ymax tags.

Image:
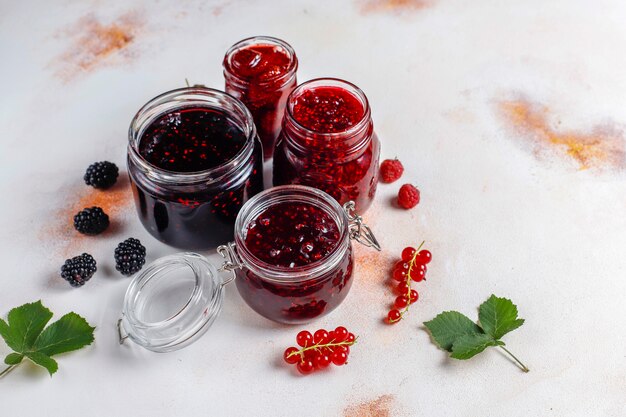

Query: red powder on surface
<box><xmin>41</xmin><ymin>175</ymin><xmax>133</xmax><ymax>257</ymax></box>
<box><xmin>500</xmin><ymin>98</ymin><xmax>626</xmax><ymax>171</ymax></box>
<box><xmin>54</xmin><ymin>12</ymin><xmax>141</xmax><ymax>81</ymax></box>
<box><xmin>344</xmin><ymin>395</ymin><xmax>396</xmax><ymax>417</ymax></box>
<box><xmin>360</xmin><ymin>0</ymin><xmax>432</xmax><ymax>13</ymax></box>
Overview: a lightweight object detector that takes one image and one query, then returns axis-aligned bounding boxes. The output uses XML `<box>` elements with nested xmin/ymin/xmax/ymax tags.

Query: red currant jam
<box><xmin>235</xmin><ymin>195</ymin><xmax>353</xmax><ymax>324</ymax></box>
<box><xmin>128</xmin><ymin>88</ymin><xmax>264</xmax><ymax>250</ymax></box>
<box><xmin>291</xmin><ymin>86</ymin><xmax>365</xmax><ymax>133</ymax></box>
<box><xmin>273</xmin><ymin>79</ymin><xmax>380</xmax><ymax>213</ymax></box>
<box><xmin>224</xmin><ymin>37</ymin><xmax>297</xmax><ymax>161</ymax></box>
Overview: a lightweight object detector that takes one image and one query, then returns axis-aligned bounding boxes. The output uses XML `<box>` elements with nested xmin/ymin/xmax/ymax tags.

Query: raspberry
<box><xmin>397</xmin><ymin>184</ymin><xmax>420</xmax><ymax>209</ymax></box>
<box><xmin>379</xmin><ymin>158</ymin><xmax>404</xmax><ymax>183</ymax></box>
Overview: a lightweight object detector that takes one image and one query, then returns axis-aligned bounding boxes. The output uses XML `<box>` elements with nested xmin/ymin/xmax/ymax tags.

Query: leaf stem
<box><xmin>499</xmin><ymin>346</ymin><xmax>529</xmax><ymax>373</ymax></box>
<box><xmin>0</xmin><ymin>364</ymin><xmax>17</xmax><ymax>378</ymax></box>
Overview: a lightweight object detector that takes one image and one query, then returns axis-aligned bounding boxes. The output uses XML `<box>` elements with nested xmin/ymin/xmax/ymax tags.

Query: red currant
<box><xmin>314</xmin><ymin>353</ymin><xmax>331</xmax><ymax>369</ymax></box>
<box><xmin>283</xmin><ymin>347</ymin><xmax>300</xmax><ymax>364</ymax></box>
<box><xmin>397</xmin><ymin>282</ymin><xmax>409</xmax><ymax>294</ymax></box>
<box><xmin>296</xmin><ymin>330</ymin><xmax>313</xmax><ymax>347</ymax></box>
<box><xmin>393</xmin><ymin>268</ymin><xmax>407</xmax><ymax>281</ymax></box>
<box><xmin>331</xmin><ymin>351</ymin><xmax>348</xmax><ymax>366</ymax></box>
<box><xmin>334</xmin><ymin>326</ymin><xmax>349</xmax><ymax>342</ymax></box>
<box><xmin>387</xmin><ymin>309</ymin><xmax>401</xmax><ymax>323</ymax></box>
<box><xmin>395</xmin><ymin>295</ymin><xmax>409</xmax><ymax>308</ymax></box>
<box><xmin>346</xmin><ymin>332</ymin><xmax>356</xmax><ymax>343</ymax></box>
<box><xmin>410</xmin><ymin>289</ymin><xmax>418</xmax><ymax>303</ymax></box>
<box><xmin>417</xmin><ymin>249</ymin><xmax>432</xmax><ymax>264</ymax></box>
<box><xmin>409</xmin><ymin>267</ymin><xmax>425</xmax><ymax>282</ymax></box>
<box><xmin>327</xmin><ymin>330</ymin><xmax>336</xmax><ymax>342</ymax></box>
<box><xmin>401</xmin><ymin>247</ymin><xmax>416</xmax><ymax>262</ymax></box>
<box><xmin>297</xmin><ymin>359</ymin><xmax>315</xmax><ymax>374</ymax></box>
<box><xmin>313</xmin><ymin>329</ymin><xmax>329</xmax><ymax>344</ymax></box>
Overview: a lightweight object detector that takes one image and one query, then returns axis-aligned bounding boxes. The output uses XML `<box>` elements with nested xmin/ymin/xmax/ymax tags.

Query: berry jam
<box><xmin>273</xmin><ymin>79</ymin><xmax>380</xmax><ymax>213</ymax></box>
<box><xmin>128</xmin><ymin>88</ymin><xmax>264</xmax><ymax>250</ymax></box>
<box><xmin>235</xmin><ymin>197</ymin><xmax>353</xmax><ymax>324</ymax></box>
<box><xmin>291</xmin><ymin>86</ymin><xmax>365</xmax><ymax>133</ymax></box>
<box><xmin>224</xmin><ymin>37</ymin><xmax>297</xmax><ymax>160</ymax></box>
<box><xmin>138</xmin><ymin>108</ymin><xmax>247</xmax><ymax>172</ymax></box>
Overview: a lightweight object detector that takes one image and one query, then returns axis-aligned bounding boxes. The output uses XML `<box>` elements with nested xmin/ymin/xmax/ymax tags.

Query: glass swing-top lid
<box><xmin>118</xmin><ymin>252</ymin><xmax>229</xmax><ymax>353</ymax></box>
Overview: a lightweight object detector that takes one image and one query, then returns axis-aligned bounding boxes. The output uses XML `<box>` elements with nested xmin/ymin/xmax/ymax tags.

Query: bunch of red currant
<box><xmin>283</xmin><ymin>326</ymin><xmax>357</xmax><ymax>375</ymax></box>
<box><xmin>387</xmin><ymin>242</ymin><xmax>432</xmax><ymax>324</ymax></box>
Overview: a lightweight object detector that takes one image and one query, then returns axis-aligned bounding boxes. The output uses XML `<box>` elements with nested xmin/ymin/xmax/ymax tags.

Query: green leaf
<box><xmin>478</xmin><ymin>294</ymin><xmax>525</xmax><ymax>340</ymax></box>
<box><xmin>0</xmin><ymin>301</ymin><xmax>53</xmax><ymax>352</ymax></box>
<box><xmin>4</xmin><ymin>353</ymin><xmax>24</xmax><ymax>365</ymax></box>
<box><xmin>33</xmin><ymin>312</ymin><xmax>95</xmax><ymax>356</ymax></box>
<box><xmin>25</xmin><ymin>352</ymin><xmax>58</xmax><ymax>376</ymax></box>
<box><xmin>424</xmin><ymin>311</ymin><xmax>483</xmax><ymax>352</ymax></box>
<box><xmin>450</xmin><ymin>334</ymin><xmax>502</xmax><ymax>360</ymax></box>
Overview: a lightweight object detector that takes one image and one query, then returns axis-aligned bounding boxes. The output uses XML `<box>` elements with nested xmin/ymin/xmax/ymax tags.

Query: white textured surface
<box><xmin>1</xmin><ymin>1</ymin><xmax>626</xmax><ymax>416</ymax></box>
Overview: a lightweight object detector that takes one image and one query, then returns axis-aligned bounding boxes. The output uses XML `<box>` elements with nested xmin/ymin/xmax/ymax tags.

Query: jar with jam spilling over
<box><xmin>223</xmin><ymin>36</ymin><xmax>298</xmax><ymax>160</ymax></box>
<box><xmin>118</xmin><ymin>185</ymin><xmax>380</xmax><ymax>352</ymax></box>
<box><xmin>127</xmin><ymin>87</ymin><xmax>264</xmax><ymax>250</ymax></box>
<box><xmin>273</xmin><ymin>78</ymin><xmax>380</xmax><ymax>213</ymax></box>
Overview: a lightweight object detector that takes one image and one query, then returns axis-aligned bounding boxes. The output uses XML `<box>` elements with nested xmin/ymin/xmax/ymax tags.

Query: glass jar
<box><xmin>223</xmin><ymin>36</ymin><xmax>298</xmax><ymax>160</ymax></box>
<box><xmin>273</xmin><ymin>78</ymin><xmax>381</xmax><ymax>213</ymax></box>
<box><xmin>127</xmin><ymin>87</ymin><xmax>264</xmax><ymax>250</ymax></box>
<box><xmin>118</xmin><ymin>185</ymin><xmax>380</xmax><ymax>352</ymax></box>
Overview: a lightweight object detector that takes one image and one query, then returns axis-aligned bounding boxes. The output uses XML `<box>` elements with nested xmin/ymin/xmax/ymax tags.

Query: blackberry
<box><xmin>74</xmin><ymin>207</ymin><xmax>110</xmax><ymax>235</ymax></box>
<box><xmin>61</xmin><ymin>253</ymin><xmax>97</xmax><ymax>287</ymax></box>
<box><xmin>114</xmin><ymin>238</ymin><xmax>146</xmax><ymax>276</ymax></box>
<box><xmin>84</xmin><ymin>161</ymin><xmax>119</xmax><ymax>189</ymax></box>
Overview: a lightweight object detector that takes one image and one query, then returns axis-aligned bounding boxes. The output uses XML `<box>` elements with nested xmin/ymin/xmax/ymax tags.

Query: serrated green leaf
<box><xmin>478</xmin><ymin>294</ymin><xmax>525</xmax><ymax>340</ymax></box>
<box><xmin>424</xmin><ymin>311</ymin><xmax>483</xmax><ymax>352</ymax></box>
<box><xmin>33</xmin><ymin>312</ymin><xmax>95</xmax><ymax>356</ymax></box>
<box><xmin>25</xmin><ymin>352</ymin><xmax>58</xmax><ymax>376</ymax></box>
<box><xmin>4</xmin><ymin>353</ymin><xmax>24</xmax><ymax>365</ymax></box>
<box><xmin>1</xmin><ymin>301</ymin><xmax>53</xmax><ymax>352</ymax></box>
<box><xmin>450</xmin><ymin>333</ymin><xmax>502</xmax><ymax>360</ymax></box>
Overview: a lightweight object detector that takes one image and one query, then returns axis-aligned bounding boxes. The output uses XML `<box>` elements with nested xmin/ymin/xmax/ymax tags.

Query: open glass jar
<box><xmin>118</xmin><ymin>185</ymin><xmax>379</xmax><ymax>352</ymax></box>
<box><xmin>273</xmin><ymin>78</ymin><xmax>380</xmax><ymax>213</ymax></box>
<box><xmin>127</xmin><ymin>87</ymin><xmax>264</xmax><ymax>250</ymax></box>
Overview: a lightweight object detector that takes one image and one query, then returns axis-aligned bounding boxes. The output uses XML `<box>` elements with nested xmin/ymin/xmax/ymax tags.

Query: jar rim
<box><xmin>284</xmin><ymin>78</ymin><xmax>372</xmax><ymax>140</ymax></box>
<box><xmin>128</xmin><ymin>86</ymin><xmax>257</xmax><ymax>185</ymax></box>
<box><xmin>234</xmin><ymin>185</ymin><xmax>350</xmax><ymax>282</ymax></box>
<box><xmin>223</xmin><ymin>36</ymin><xmax>298</xmax><ymax>87</ymax></box>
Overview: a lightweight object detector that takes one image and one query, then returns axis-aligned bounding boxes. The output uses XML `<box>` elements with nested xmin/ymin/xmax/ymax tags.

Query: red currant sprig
<box><xmin>387</xmin><ymin>241</ymin><xmax>431</xmax><ymax>324</ymax></box>
<box><xmin>283</xmin><ymin>326</ymin><xmax>358</xmax><ymax>375</ymax></box>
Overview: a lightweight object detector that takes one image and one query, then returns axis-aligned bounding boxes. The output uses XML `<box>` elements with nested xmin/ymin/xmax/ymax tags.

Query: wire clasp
<box><xmin>343</xmin><ymin>201</ymin><xmax>381</xmax><ymax>251</ymax></box>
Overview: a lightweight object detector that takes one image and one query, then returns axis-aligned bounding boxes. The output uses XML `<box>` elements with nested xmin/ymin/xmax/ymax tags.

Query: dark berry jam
<box><xmin>273</xmin><ymin>79</ymin><xmax>380</xmax><ymax>213</ymax></box>
<box><xmin>128</xmin><ymin>88</ymin><xmax>264</xmax><ymax>250</ymax></box>
<box><xmin>243</xmin><ymin>202</ymin><xmax>341</xmax><ymax>267</ymax></box>
<box><xmin>138</xmin><ymin>108</ymin><xmax>247</xmax><ymax>172</ymax></box>
<box><xmin>224</xmin><ymin>37</ymin><xmax>297</xmax><ymax>161</ymax></box>
<box><xmin>291</xmin><ymin>86</ymin><xmax>365</xmax><ymax>133</ymax></box>
<box><xmin>234</xmin><ymin>193</ymin><xmax>353</xmax><ymax>324</ymax></box>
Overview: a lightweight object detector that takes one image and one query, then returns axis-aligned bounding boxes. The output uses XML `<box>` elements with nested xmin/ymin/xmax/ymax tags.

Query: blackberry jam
<box><xmin>127</xmin><ymin>87</ymin><xmax>263</xmax><ymax>250</ymax></box>
<box><xmin>224</xmin><ymin>36</ymin><xmax>298</xmax><ymax>160</ymax></box>
<box><xmin>273</xmin><ymin>78</ymin><xmax>380</xmax><ymax>213</ymax></box>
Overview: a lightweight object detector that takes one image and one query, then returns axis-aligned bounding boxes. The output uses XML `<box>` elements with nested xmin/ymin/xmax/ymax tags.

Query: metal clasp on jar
<box><xmin>343</xmin><ymin>201</ymin><xmax>381</xmax><ymax>251</ymax></box>
<box><xmin>217</xmin><ymin>242</ymin><xmax>244</xmax><ymax>285</ymax></box>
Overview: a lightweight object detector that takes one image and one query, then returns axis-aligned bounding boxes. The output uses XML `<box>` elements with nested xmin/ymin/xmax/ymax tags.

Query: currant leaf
<box><xmin>25</xmin><ymin>352</ymin><xmax>58</xmax><ymax>376</ymax></box>
<box><xmin>450</xmin><ymin>334</ymin><xmax>502</xmax><ymax>360</ymax></box>
<box><xmin>33</xmin><ymin>312</ymin><xmax>95</xmax><ymax>357</ymax></box>
<box><xmin>4</xmin><ymin>353</ymin><xmax>24</xmax><ymax>365</ymax></box>
<box><xmin>478</xmin><ymin>294</ymin><xmax>525</xmax><ymax>340</ymax></box>
<box><xmin>423</xmin><ymin>311</ymin><xmax>483</xmax><ymax>352</ymax></box>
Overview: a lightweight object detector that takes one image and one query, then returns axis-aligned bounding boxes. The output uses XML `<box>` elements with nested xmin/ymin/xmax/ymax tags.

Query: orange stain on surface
<box><xmin>500</xmin><ymin>98</ymin><xmax>626</xmax><ymax>171</ymax></box>
<box><xmin>54</xmin><ymin>13</ymin><xmax>141</xmax><ymax>81</ymax></box>
<box><xmin>344</xmin><ymin>395</ymin><xmax>395</xmax><ymax>417</ymax></box>
<box><xmin>360</xmin><ymin>0</ymin><xmax>432</xmax><ymax>13</ymax></box>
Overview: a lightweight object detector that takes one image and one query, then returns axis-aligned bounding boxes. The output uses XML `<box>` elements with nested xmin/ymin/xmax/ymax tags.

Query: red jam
<box><xmin>291</xmin><ymin>87</ymin><xmax>365</xmax><ymax>133</ymax></box>
<box><xmin>273</xmin><ymin>79</ymin><xmax>380</xmax><ymax>213</ymax></box>
<box><xmin>235</xmin><ymin>200</ymin><xmax>353</xmax><ymax>324</ymax></box>
<box><xmin>129</xmin><ymin>98</ymin><xmax>263</xmax><ymax>250</ymax></box>
<box><xmin>224</xmin><ymin>37</ymin><xmax>297</xmax><ymax>161</ymax></box>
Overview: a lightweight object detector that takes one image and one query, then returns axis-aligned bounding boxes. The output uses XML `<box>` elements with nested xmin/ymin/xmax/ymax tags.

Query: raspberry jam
<box><xmin>273</xmin><ymin>78</ymin><xmax>380</xmax><ymax>213</ymax></box>
<box><xmin>128</xmin><ymin>87</ymin><xmax>263</xmax><ymax>250</ymax></box>
<box><xmin>234</xmin><ymin>186</ymin><xmax>355</xmax><ymax>324</ymax></box>
<box><xmin>224</xmin><ymin>36</ymin><xmax>298</xmax><ymax>160</ymax></box>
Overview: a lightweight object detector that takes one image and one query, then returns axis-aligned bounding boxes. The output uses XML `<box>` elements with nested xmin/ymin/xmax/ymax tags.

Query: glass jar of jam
<box><xmin>118</xmin><ymin>185</ymin><xmax>380</xmax><ymax>352</ymax></box>
<box><xmin>223</xmin><ymin>36</ymin><xmax>298</xmax><ymax>160</ymax></box>
<box><xmin>273</xmin><ymin>78</ymin><xmax>381</xmax><ymax>213</ymax></box>
<box><xmin>127</xmin><ymin>87</ymin><xmax>264</xmax><ymax>250</ymax></box>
